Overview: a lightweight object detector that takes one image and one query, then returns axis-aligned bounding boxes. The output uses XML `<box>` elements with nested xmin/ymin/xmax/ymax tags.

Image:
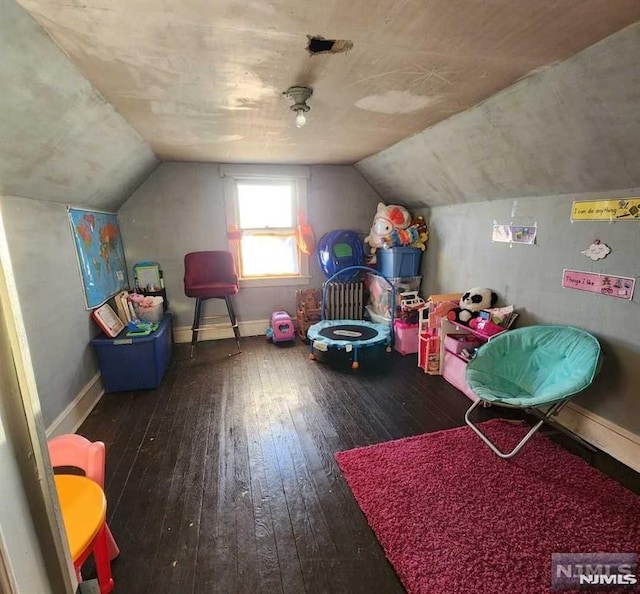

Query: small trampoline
<box><xmin>308</xmin><ymin>266</ymin><xmax>394</xmax><ymax>369</ymax></box>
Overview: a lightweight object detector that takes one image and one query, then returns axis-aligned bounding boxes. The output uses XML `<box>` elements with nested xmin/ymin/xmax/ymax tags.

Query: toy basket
<box><xmin>296</xmin><ymin>288</ymin><xmax>322</xmax><ymax>341</ymax></box>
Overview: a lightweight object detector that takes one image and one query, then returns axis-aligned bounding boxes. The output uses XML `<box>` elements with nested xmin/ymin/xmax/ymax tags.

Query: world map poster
<box><xmin>68</xmin><ymin>208</ymin><xmax>128</xmax><ymax>309</ymax></box>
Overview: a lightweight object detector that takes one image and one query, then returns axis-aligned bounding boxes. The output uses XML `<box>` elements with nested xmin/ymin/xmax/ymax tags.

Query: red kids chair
<box><xmin>48</xmin><ymin>434</ymin><xmax>119</xmax><ymax>591</ymax></box>
<box><xmin>184</xmin><ymin>251</ymin><xmax>241</xmax><ymax>357</ymax></box>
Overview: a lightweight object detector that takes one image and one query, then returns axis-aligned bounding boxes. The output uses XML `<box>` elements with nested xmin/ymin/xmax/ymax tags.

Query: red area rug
<box><xmin>335</xmin><ymin>420</ymin><xmax>640</xmax><ymax>594</ymax></box>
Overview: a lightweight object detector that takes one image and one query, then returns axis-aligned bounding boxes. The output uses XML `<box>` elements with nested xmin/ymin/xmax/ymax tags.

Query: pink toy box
<box><xmin>267</xmin><ymin>311</ymin><xmax>295</xmax><ymax>343</ymax></box>
<box><xmin>393</xmin><ymin>319</ymin><xmax>419</xmax><ymax>355</ymax></box>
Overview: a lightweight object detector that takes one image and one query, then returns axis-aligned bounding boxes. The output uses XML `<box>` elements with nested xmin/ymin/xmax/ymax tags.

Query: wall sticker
<box><xmin>571</xmin><ymin>198</ymin><xmax>640</xmax><ymax>221</ymax></box>
<box><xmin>562</xmin><ymin>269</ymin><xmax>635</xmax><ymax>300</ymax></box>
<box><xmin>580</xmin><ymin>240</ymin><xmax>611</xmax><ymax>261</ymax></box>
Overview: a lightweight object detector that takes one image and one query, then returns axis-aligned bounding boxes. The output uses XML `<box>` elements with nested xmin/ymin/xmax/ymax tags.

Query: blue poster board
<box><xmin>68</xmin><ymin>207</ymin><xmax>128</xmax><ymax>309</ymax></box>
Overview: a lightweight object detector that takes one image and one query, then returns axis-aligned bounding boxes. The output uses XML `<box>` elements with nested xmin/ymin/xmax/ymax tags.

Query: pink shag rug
<box><xmin>335</xmin><ymin>419</ymin><xmax>640</xmax><ymax>594</ymax></box>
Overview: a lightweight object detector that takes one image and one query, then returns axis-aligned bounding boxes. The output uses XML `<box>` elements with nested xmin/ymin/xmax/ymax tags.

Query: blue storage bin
<box><xmin>377</xmin><ymin>247</ymin><xmax>422</xmax><ymax>278</ymax></box>
<box><xmin>91</xmin><ymin>314</ymin><xmax>173</xmax><ymax>392</ymax></box>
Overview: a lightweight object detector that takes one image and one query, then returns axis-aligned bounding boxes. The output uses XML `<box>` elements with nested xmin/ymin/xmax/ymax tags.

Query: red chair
<box><xmin>48</xmin><ymin>434</ymin><xmax>119</xmax><ymax>592</ymax></box>
<box><xmin>184</xmin><ymin>251</ymin><xmax>241</xmax><ymax>357</ymax></box>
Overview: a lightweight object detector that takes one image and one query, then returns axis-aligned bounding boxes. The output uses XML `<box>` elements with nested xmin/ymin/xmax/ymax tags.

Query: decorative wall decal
<box><xmin>562</xmin><ymin>269</ymin><xmax>635</xmax><ymax>300</ymax></box>
<box><xmin>580</xmin><ymin>240</ymin><xmax>611</xmax><ymax>261</ymax></box>
<box><xmin>571</xmin><ymin>197</ymin><xmax>640</xmax><ymax>221</ymax></box>
<box><xmin>492</xmin><ymin>224</ymin><xmax>537</xmax><ymax>245</ymax></box>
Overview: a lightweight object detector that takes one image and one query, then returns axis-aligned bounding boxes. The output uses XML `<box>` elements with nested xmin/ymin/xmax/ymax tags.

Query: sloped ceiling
<box><xmin>16</xmin><ymin>0</ymin><xmax>640</xmax><ymax>165</ymax></box>
<box><xmin>0</xmin><ymin>0</ymin><xmax>158</xmax><ymax>210</ymax></box>
<box><xmin>356</xmin><ymin>23</ymin><xmax>640</xmax><ymax>208</ymax></box>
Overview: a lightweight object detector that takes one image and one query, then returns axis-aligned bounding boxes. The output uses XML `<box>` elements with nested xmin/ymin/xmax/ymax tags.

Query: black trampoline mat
<box><xmin>318</xmin><ymin>324</ymin><xmax>379</xmax><ymax>342</ymax></box>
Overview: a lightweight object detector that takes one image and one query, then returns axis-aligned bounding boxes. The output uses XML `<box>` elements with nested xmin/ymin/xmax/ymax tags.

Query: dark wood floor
<box><xmin>77</xmin><ymin>336</ymin><xmax>639</xmax><ymax>594</ymax></box>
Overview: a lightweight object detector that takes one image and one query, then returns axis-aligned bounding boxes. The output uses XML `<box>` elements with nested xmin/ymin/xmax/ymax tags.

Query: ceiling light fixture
<box><xmin>284</xmin><ymin>86</ymin><xmax>313</xmax><ymax>128</ymax></box>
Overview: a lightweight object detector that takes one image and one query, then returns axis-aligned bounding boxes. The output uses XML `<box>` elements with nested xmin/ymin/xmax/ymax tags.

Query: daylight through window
<box><xmin>236</xmin><ymin>181</ymin><xmax>300</xmax><ymax>278</ymax></box>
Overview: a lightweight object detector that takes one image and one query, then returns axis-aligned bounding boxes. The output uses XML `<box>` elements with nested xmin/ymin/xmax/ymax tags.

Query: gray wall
<box><xmin>0</xmin><ymin>196</ymin><xmax>101</xmax><ymax>427</ymax></box>
<box><xmin>0</xmin><ymin>0</ymin><xmax>159</xmax><ymax>428</ymax></box>
<box><xmin>355</xmin><ymin>23</ymin><xmax>640</xmax><ymax>435</ymax></box>
<box><xmin>356</xmin><ymin>23</ymin><xmax>640</xmax><ymax>208</ymax></box>
<box><xmin>425</xmin><ymin>190</ymin><xmax>640</xmax><ymax>434</ymax></box>
<box><xmin>0</xmin><ymin>0</ymin><xmax>158</xmax><ymax>211</ymax></box>
<box><xmin>118</xmin><ymin>163</ymin><xmax>381</xmax><ymax>329</ymax></box>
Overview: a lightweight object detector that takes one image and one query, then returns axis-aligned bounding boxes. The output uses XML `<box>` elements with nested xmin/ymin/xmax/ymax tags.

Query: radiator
<box><xmin>325</xmin><ymin>281</ymin><xmax>364</xmax><ymax>320</ymax></box>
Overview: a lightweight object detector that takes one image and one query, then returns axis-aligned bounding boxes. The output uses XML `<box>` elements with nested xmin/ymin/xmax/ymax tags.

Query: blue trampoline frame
<box><xmin>308</xmin><ymin>266</ymin><xmax>395</xmax><ymax>369</ymax></box>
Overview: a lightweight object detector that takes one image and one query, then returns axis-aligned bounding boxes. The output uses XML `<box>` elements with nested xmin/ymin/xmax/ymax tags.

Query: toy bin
<box><xmin>91</xmin><ymin>314</ymin><xmax>173</xmax><ymax>392</ymax></box>
<box><xmin>444</xmin><ymin>333</ymin><xmax>482</xmax><ymax>356</ymax></box>
<box><xmin>442</xmin><ymin>351</ymin><xmax>479</xmax><ymax>402</ymax></box>
<box><xmin>377</xmin><ymin>247</ymin><xmax>421</xmax><ymax>278</ymax></box>
<box><xmin>133</xmin><ymin>298</ymin><xmax>164</xmax><ymax>322</ymax></box>
<box><xmin>393</xmin><ymin>320</ymin><xmax>419</xmax><ymax>355</ymax></box>
<box><xmin>365</xmin><ymin>273</ymin><xmax>422</xmax><ymax>320</ymax></box>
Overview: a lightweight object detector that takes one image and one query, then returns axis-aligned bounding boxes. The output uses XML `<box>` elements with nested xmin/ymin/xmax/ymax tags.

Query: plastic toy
<box><xmin>400</xmin><ymin>291</ymin><xmax>425</xmax><ymax>311</ymax></box>
<box><xmin>382</xmin><ymin>215</ymin><xmax>429</xmax><ymax>250</ymax></box>
<box><xmin>266</xmin><ymin>311</ymin><xmax>296</xmax><ymax>343</ymax></box>
<box><xmin>317</xmin><ymin>230</ymin><xmax>366</xmax><ymax>278</ymax></box>
<box><xmin>365</xmin><ymin>202</ymin><xmax>411</xmax><ymax>253</ymax></box>
<box><xmin>383</xmin><ymin>226</ymin><xmax>420</xmax><ymax>248</ymax></box>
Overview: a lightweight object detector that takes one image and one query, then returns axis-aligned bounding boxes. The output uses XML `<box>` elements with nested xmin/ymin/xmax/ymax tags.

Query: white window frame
<box><xmin>221</xmin><ymin>164</ymin><xmax>311</xmax><ymax>288</ymax></box>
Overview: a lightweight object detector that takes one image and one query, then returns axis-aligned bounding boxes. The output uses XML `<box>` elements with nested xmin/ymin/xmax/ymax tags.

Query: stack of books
<box><xmin>113</xmin><ymin>291</ymin><xmax>136</xmax><ymax>324</ymax></box>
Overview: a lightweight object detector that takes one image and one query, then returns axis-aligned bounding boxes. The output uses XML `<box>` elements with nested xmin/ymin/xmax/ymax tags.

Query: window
<box><xmin>222</xmin><ymin>165</ymin><xmax>310</xmax><ymax>287</ymax></box>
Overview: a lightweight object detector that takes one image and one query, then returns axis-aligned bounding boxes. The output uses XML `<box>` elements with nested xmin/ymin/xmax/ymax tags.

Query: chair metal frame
<box><xmin>465</xmin><ymin>335</ymin><xmax>602</xmax><ymax>459</ymax></box>
<box><xmin>464</xmin><ymin>398</ymin><xmax>572</xmax><ymax>459</ymax></box>
<box><xmin>190</xmin><ymin>294</ymin><xmax>240</xmax><ymax>358</ymax></box>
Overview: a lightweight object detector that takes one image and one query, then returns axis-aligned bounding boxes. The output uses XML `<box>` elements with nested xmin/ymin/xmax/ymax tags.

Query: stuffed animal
<box><xmin>448</xmin><ymin>287</ymin><xmax>498</xmax><ymax>325</ymax></box>
<box><xmin>410</xmin><ymin>215</ymin><xmax>429</xmax><ymax>251</ymax></box>
<box><xmin>383</xmin><ymin>225</ymin><xmax>420</xmax><ymax>248</ymax></box>
<box><xmin>364</xmin><ymin>202</ymin><xmax>411</xmax><ymax>253</ymax></box>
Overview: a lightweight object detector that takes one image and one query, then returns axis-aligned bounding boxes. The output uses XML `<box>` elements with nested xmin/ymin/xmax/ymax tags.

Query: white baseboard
<box><xmin>46</xmin><ymin>372</ymin><xmax>105</xmax><ymax>438</ymax></box>
<box><xmin>555</xmin><ymin>403</ymin><xmax>640</xmax><ymax>472</ymax></box>
<box><xmin>173</xmin><ymin>318</ymin><xmax>268</xmax><ymax>344</ymax></box>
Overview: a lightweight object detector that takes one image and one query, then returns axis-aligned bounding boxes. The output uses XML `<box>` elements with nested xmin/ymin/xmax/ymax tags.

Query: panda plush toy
<box><xmin>448</xmin><ymin>287</ymin><xmax>498</xmax><ymax>325</ymax></box>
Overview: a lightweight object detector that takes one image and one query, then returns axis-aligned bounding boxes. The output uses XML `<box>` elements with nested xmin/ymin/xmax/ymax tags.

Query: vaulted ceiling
<box><xmin>17</xmin><ymin>0</ymin><xmax>640</xmax><ymax>165</ymax></box>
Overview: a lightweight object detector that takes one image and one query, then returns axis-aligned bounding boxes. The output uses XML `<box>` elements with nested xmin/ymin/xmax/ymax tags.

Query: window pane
<box><xmin>241</xmin><ymin>235</ymin><xmax>299</xmax><ymax>277</ymax></box>
<box><xmin>237</xmin><ymin>183</ymin><xmax>293</xmax><ymax>229</ymax></box>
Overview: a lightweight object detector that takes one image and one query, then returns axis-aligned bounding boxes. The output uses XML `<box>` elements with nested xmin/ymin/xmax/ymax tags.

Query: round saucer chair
<box><xmin>464</xmin><ymin>325</ymin><xmax>602</xmax><ymax>459</ymax></box>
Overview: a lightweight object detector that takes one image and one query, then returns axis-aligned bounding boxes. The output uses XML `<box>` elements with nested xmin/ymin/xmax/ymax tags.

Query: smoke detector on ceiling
<box><xmin>284</xmin><ymin>86</ymin><xmax>313</xmax><ymax>128</ymax></box>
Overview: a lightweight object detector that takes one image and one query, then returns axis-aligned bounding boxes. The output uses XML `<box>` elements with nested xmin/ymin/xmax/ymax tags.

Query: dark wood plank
<box><xmin>77</xmin><ymin>336</ymin><xmax>639</xmax><ymax>594</ymax></box>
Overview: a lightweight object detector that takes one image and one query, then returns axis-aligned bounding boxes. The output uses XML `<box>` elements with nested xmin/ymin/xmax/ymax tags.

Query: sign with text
<box><xmin>562</xmin><ymin>269</ymin><xmax>635</xmax><ymax>300</ymax></box>
<box><xmin>571</xmin><ymin>197</ymin><xmax>640</xmax><ymax>221</ymax></box>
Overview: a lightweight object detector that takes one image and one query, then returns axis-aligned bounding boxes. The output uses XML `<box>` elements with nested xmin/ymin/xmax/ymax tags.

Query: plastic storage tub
<box><xmin>366</xmin><ymin>273</ymin><xmax>422</xmax><ymax>319</ymax></box>
<box><xmin>444</xmin><ymin>333</ymin><xmax>482</xmax><ymax>355</ymax></box>
<box><xmin>134</xmin><ymin>299</ymin><xmax>164</xmax><ymax>322</ymax></box>
<box><xmin>393</xmin><ymin>320</ymin><xmax>418</xmax><ymax>355</ymax></box>
<box><xmin>377</xmin><ymin>247</ymin><xmax>421</xmax><ymax>278</ymax></box>
<box><xmin>91</xmin><ymin>314</ymin><xmax>172</xmax><ymax>392</ymax></box>
<box><xmin>442</xmin><ymin>351</ymin><xmax>479</xmax><ymax>402</ymax></box>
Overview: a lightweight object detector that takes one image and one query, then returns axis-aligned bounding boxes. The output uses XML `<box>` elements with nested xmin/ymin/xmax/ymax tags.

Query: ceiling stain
<box><xmin>355</xmin><ymin>90</ymin><xmax>436</xmax><ymax>114</ymax></box>
<box><xmin>16</xmin><ymin>0</ymin><xmax>640</xmax><ymax>164</ymax></box>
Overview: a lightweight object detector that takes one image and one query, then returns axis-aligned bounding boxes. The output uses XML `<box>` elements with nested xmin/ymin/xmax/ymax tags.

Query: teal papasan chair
<box><xmin>464</xmin><ymin>325</ymin><xmax>602</xmax><ymax>459</ymax></box>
